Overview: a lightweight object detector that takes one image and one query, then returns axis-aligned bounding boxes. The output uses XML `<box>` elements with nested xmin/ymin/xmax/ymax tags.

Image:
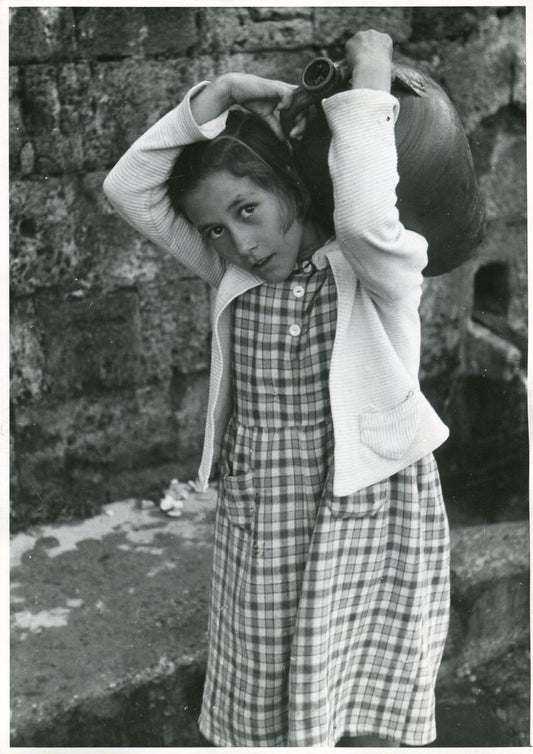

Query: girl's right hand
<box><xmin>191</xmin><ymin>72</ymin><xmax>297</xmax><ymax>140</ymax></box>
<box><xmin>345</xmin><ymin>29</ymin><xmax>393</xmax><ymax>93</ymax></box>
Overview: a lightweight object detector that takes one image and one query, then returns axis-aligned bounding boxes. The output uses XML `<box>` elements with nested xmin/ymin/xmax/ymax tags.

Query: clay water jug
<box><xmin>280</xmin><ymin>57</ymin><xmax>486</xmax><ymax>276</ymax></box>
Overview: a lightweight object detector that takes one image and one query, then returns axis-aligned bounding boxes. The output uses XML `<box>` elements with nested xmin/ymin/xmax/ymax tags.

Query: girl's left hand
<box><xmin>192</xmin><ymin>72</ymin><xmax>304</xmax><ymax>141</ymax></box>
<box><xmin>223</xmin><ymin>72</ymin><xmax>298</xmax><ymax>140</ymax></box>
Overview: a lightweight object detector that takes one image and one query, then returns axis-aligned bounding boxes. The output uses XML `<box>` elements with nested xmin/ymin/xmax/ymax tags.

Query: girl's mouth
<box><xmin>253</xmin><ymin>254</ymin><xmax>274</xmax><ymax>269</ymax></box>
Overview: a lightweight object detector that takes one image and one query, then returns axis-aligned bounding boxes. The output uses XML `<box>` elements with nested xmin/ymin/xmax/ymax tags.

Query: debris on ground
<box><xmin>159</xmin><ymin>479</ymin><xmax>202</xmax><ymax>518</ymax></box>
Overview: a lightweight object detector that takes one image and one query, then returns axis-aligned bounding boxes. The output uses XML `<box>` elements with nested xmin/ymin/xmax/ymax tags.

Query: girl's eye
<box><xmin>241</xmin><ymin>204</ymin><xmax>256</xmax><ymax>218</ymax></box>
<box><xmin>207</xmin><ymin>226</ymin><xmax>224</xmax><ymax>240</ymax></box>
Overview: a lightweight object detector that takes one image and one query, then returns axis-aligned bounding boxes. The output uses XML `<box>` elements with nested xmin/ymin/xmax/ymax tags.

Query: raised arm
<box><xmin>103</xmin><ymin>74</ymin><xmax>296</xmax><ymax>288</ymax></box>
<box><xmin>103</xmin><ymin>82</ymin><xmax>229</xmax><ymax>287</ymax></box>
<box><xmin>323</xmin><ymin>30</ymin><xmax>428</xmax><ymax>301</ymax></box>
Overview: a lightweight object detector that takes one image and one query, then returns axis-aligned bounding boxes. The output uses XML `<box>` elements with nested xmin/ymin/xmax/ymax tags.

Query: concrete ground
<box><xmin>10</xmin><ymin>488</ymin><xmax>530</xmax><ymax>747</ymax></box>
<box><xmin>11</xmin><ymin>490</ymin><xmax>216</xmax><ymax>747</ymax></box>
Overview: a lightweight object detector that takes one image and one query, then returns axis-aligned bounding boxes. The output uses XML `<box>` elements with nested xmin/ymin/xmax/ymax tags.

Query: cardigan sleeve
<box><xmin>103</xmin><ymin>82</ymin><xmax>229</xmax><ymax>288</ymax></box>
<box><xmin>322</xmin><ymin>89</ymin><xmax>428</xmax><ymax>302</ymax></box>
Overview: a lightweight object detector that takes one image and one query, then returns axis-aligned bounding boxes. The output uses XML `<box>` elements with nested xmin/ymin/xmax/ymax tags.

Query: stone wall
<box><xmin>10</xmin><ymin>7</ymin><xmax>527</xmax><ymax>528</ymax></box>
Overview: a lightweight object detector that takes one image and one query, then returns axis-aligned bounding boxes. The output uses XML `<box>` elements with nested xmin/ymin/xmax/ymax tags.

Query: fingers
<box><xmin>289</xmin><ymin>111</ymin><xmax>307</xmax><ymax>140</ymax></box>
<box><xmin>262</xmin><ymin>110</ymin><xmax>286</xmax><ymax>141</ymax></box>
<box><xmin>276</xmin><ymin>83</ymin><xmax>298</xmax><ymax>110</ymax></box>
<box><xmin>231</xmin><ymin>73</ymin><xmax>296</xmax><ymax>110</ymax></box>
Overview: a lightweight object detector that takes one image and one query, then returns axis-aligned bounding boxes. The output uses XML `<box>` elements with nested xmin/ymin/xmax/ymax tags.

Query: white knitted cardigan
<box><xmin>103</xmin><ymin>83</ymin><xmax>449</xmax><ymax>496</ymax></box>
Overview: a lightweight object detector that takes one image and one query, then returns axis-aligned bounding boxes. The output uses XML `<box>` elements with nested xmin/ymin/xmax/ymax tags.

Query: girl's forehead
<box><xmin>183</xmin><ymin>171</ymin><xmax>266</xmax><ymax>224</ymax></box>
<box><xmin>195</xmin><ymin>170</ymin><xmax>260</xmax><ymax>195</ymax></box>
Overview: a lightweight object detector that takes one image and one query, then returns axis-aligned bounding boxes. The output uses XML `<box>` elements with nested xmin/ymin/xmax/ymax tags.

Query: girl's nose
<box><xmin>233</xmin><ymin>230</ymin><xmax>258</xmax><ymax>258</ymax></box>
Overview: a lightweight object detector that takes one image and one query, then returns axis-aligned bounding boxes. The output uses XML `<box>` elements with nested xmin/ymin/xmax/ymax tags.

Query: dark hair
<box><xmin>167</xmin><ymin>109</ymin><xmax>311</xmax><ymax>230</ymax></box>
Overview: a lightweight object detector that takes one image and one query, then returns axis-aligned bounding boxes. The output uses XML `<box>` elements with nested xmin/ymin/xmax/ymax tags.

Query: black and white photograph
<box><xmin>8</xmin><ymin>2</ymin><xmax>529</xmax><ymax>749</ymax></box>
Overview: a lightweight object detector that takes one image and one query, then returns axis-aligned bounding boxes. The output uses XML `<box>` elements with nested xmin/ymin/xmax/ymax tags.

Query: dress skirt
<box><xmin>197</xmin><ymin>261</ymin><xmax>450</xmax><ymax>747</ymax></box>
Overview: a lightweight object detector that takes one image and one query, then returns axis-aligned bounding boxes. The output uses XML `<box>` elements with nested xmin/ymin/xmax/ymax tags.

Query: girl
<box><xmin>104</xmin><ymin>29</ymin><xmax>450</xmax><ymax>748</ymax></box>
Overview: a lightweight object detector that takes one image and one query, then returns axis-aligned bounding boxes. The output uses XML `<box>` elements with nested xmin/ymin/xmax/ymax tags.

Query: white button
<box><xmin>289</xmin><ymin>324</ymin><xmax>301</xmax><ymax>337</ymax></box>
<box><xmin>292</xmin><ymin>285</ymin><xmax>305</xmax><ymax>298</ymax></box>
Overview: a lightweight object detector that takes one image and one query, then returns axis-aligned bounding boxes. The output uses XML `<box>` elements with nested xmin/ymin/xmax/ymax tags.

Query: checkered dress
<box><xmin>198</xmin><ymin>259</ymin><xmax>450</xmax><ymax>747</ymax></box>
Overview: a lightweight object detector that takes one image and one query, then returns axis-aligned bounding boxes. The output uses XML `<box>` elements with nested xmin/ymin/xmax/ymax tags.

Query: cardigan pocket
<box><xmin>327</xmin><ymin>476</ymin><xmax>390</xmax><ymax>519</ymax></box>
<box><xmin>360</xmin><ymin>389</ymin><xmax>424</xmax><ymax>460</ymax></box>
<box><xmin>221</xmin><ymin>468</ymin><xmax>256</xmax><ymax>529</ymax></box>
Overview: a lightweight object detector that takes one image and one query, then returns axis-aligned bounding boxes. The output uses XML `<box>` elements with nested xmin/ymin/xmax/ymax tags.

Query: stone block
<box><xmin>232</xmin><ymin>19</ymin><xmax>314</xmax><ymax>52</ymax></box>
<box><xmin>9</xmin><ymin>7</ymin><xmax>77</xmax><ymax>64</ymax></box>
<box><xmin>11</xmin><ymin>454</ymin><xmax>71</xmax><ymax>526</ymax></box>
<box><xmin>10</xmin><ymin>177</ymin><xmax>82</xmax><ymax>296</ymax></box>
<box><xmin>465</xmin><ymin>643</ymin><xmax>530</xmax><ymax>747</ymax></box>
<box><xmin>458</xmin><ymin>575</ymin><xmax>529</xmax><ymax>671</ymax></box>
<box><xmin>438</xmin><ymin>10</ymin><xmax>525</xmax><ymax>132</ymax></box>
<box><xmin>36</xmin><ymin>289</ymin><xmax>141</xmax><ymax>399</ymax></box>
<box><xmin>440</xmin><ymin>372</ymin><xmax>528</xmax><ymax>491</ymax></box>
<box><xmin>313</xmin><ymin>7</ymin><xmax>412</xmax><ymax>48</ymax></box>
<box><xmin>140</xmin><ymin>8</ymin><xmax>198</xmax><ymax>58</ymax></box>
<box><xmin>55</xmin><ymin>62</ymin><xmax>93</xmax><ymax>168</ymax></box>
<box><xmin>472</xmin><ymin>220</ymin><xmax>527</xmax><ymax>328</ymax></box>
<box><xmin>10</xmin><ymin>405</ymin><xmax>70</xmax><ymax>525</ymax></box>
<box><xmin>479</xmin><ymin>127</ymin><xmax>526</xmax><ymax>223</ymax></box>
<box><xmin>249</xmin><ymin>8</ymin><xmax>313</xmax><ymax>21</ymax></box>
<box><xmin>10</xmin><ymin>427</ymin><xmax>21</xmax><ymax>516</ymax></box>
<box><xmin>75</xmin><ymin>7</ymin><xmax>197</xmax><ymax>59</ymax></box>
<box><xmin>203</xmin><ymin>12</ymin><xmax>312</xmax><ymax>57</ymax></box>
<box><xmin>139</xmin><ymin>279</ymin><xmax>211</xmax><ymax>384</ymax></box>
<box><xmin>19</xmin><ymin>143</ymin><xmax>36</xmax><ymax>176</ymax></box>
<box><xmin>10</xmin><ymin>300</ymin><xmax>45</xmax><ymax>404</ymax></box>
<box><xmin>419</xmin><ymin>261</ymin><xmax>476</xmax><ymax>381</ymax></box>
<box><xmin>9</xmin><ymin>64</ymin><xmax>20</xmax><ymax>99</ymax></box>
<box><xmin>18</xmin><ymin>57</ymin><xmax>214</xmax><ymax>175</ymax></box>
<box><xmin>10</xmin><ymin>170</ymin><xmax>197</xmax><ymax>295</ymax></box>
<box><xmin>10</xmin><ymin>67</ymin><xmax>26</xmax><ymax>171</ymax></box>
<box><xmin>12</xmin><ymin>61</ymin><xmax>93</xmax><ymax>176</ymax></box>
<box><xmin>411</xmin><ymin>7</ymin><xmax>495</xmax><ymax>42</ymax></box>
<box><xmin>463</xmin><ymin>320</ymin><xmax>522</xmax><ymax>382</ymax></box>
<box><xmin>451</xmin><ymin>521</ymin><xmax>529</xmax><ymax>584</ymax></box>
<box><xmin>82</xmin><ymin>57</ymin><xmax>214</xmax><ymax>172</ymax></box>
<box><xmin>197</xmin><ymin>8</ymin><xmax>245</xmax><ymax>54</ymax></box>
<box><xmin>14</xmin><ymin>373</ymin><xmax>208</xmax><ymax>523</ymax></box>
<box><xmin>63</xmin><ymin>387</ymin><xmax>178</xmax><ymax>471</ymax></box>
<box><xmin>171</xmin><ymin>372</ymin><xmax>209</xmax><ymax>465</ymax></box>
<box><xmin>20</xmin><ymin>61</ymin><xmax>101</xmax><ymax>174</ymax></box>
<box><xmin>21</xmin><ymin>64</ymin><xmax>74</xmax><ymax>175</ymax></box>
<box><xmin>512</xmin><ymin>48</ymin><xmax>526</xmax><ymax>110</ymax></box>
<box><xmin>11</xmin><ymin>384</ymin><xmax>193</xmax><ymax>523</ymax></box>
<box><xmin>86</xmin><ymin>172</ymin><xmax>194</xmax><ymax>288</ymax></box>
<box><xmin>444</xmin><ymin>522</ymin><xmax>529</xmax><ymax>673</ymax></box>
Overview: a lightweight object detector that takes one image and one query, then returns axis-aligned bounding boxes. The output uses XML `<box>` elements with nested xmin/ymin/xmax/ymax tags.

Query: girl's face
<box><xmin>182</xmin><ymin>170</ymin><xmax>306</xmax><ymax>283</ymax></box>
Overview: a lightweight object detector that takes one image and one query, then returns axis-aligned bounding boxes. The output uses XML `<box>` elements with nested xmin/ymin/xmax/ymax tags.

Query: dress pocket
<box><xmin>327</xmin><ymin>476</ymin><xmax>390</xmax><ymax>519</ymax></box>
<box><xmin>221</xmin><ymin>468</ymin><xmax>256</xmax><ymax>529</ymax></box>
<box><xmin>360</xmin><ymin>389</ymin><xmax>424</xmax><ymax>460</ymax></box>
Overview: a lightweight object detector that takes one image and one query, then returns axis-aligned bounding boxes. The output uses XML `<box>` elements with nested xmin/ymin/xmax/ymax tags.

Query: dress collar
<box><xmin>293</xmin><ymin>236</ymin><xmax>335</xmax><ymax>273</ymax></box>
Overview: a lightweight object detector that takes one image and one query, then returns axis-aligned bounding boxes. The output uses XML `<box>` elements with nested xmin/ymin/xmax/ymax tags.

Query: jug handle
<box><xmin>392</xmin><ymin>63</ymin><xmax>428</xmax><ymax>96</ymax></box>
<box><xmin>279</xmin><ymin>88</ymin><xmax>319</xmax><ymax>138</ymax></box>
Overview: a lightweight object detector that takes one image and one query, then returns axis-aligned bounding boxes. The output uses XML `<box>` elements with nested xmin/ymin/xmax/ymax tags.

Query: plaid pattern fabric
<box><xmin>198</xmin><ymin>264</ymin><xmax>450</xmax><ymax>747</ymax></box>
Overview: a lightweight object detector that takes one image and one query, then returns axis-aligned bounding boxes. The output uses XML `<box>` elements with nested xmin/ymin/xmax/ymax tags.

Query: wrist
<box><xmin>211</xmin><ymin>74</ymin><xmax>236</xmax><ymax>110</ymax></box>
<box><xmin>350</xmin><ymin>59</ymin><xmax>392</xmax><ymax>93</ymax></box>
<box><xmin>190</xmin><ymin>75</ymin><xmax>234</xmax><ymax>126</ymax></box>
